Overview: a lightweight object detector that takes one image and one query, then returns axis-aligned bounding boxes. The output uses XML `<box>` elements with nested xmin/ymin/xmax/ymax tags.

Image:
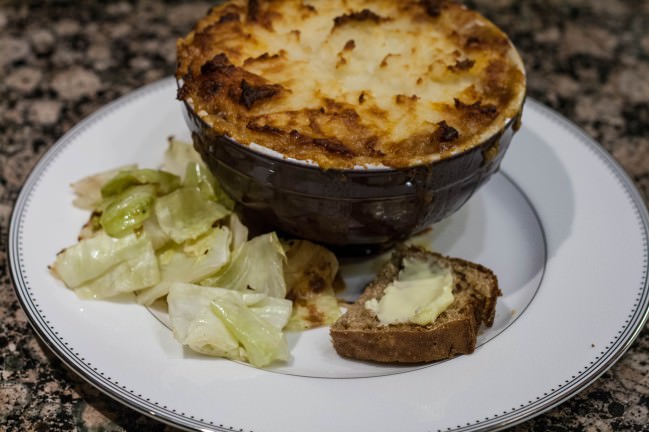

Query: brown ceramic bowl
<box><xmin>183</xmin><ymin>101</ymin><xmax>523</xmax><ymax>254</ymax></box>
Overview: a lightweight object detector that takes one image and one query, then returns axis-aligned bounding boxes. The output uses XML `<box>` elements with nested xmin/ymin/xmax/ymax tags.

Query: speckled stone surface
<box><xmin>1</xmin><ymin>1</ymin><xmax>648</xmax><ymax>431</ymax></box>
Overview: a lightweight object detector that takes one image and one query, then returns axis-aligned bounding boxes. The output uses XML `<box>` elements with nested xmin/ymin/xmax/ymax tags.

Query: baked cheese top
<box><xmin>177</xmin><ymin>0</ymin><xmax>526</xmax><ymax>168</ymax></box>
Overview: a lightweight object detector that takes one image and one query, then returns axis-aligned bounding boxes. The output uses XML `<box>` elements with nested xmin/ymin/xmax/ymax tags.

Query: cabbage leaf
<box><xmin>286</xmin><ymin>295</ymin><xmax>342</xmax><ymax>331</ymax></box>
<box><xmin>228</xmin><ymin>212</ymin><xmax>248</xmax><ymax>252</ymax></box>
<box><xmin>53</xmin><ymin>231</ymin><xmax>152</xmax><ymax>288</ymax></box>
<box><xmin>211</xmin><ymin>297</ymin><xmax>289</xmax><ymax>367</ymax></box>
<box><xmin>99</xmin><ymin>184</ymin><xmax>156</xmax><ymax>237</ymax></box>
<box><xmin>71</xmin><ymin>164</ymin><xmax>137</xmax><ymax>210</ymax></box>
<box><xmin>184</xmin><ymin>162</ymin><xmax>234</xmax><ymax>210</ymax></box>
<box><xmin>162</xmin><ymin>137</ymin><xmax>234</xmax><ymax>208</ymax></box>
<box><xmin>101</xmin><ymin>168</ymin><xmax>180</xmax><ymax>197</ymax></box>
<box><xmin>141</xmin><ymin>215</ymin><xmax>170</xmax><ymax>250</ymax></box>
<box><xmin>162</xmin><ymin>137</ymin><xmax>203</xmax><ymax>177</ymax></box>
<box><xmin>200</xmin><ymin>232</ymin><xmax>286</xmax><ymax>298</ymax></box>
<box><xmin>283</xmin><ymin>240</ymin><xmax>342</xmax><ymax>330</ymax></box>
<box><xmin>154</xmin><ymin>186</ymin><xmax>230</xmax><ymax>243</ymax></box>
<box><xmin>77</xmin><ymin>211</ymin><xmax>102</xmax><ymax>241</ymax></box>
<box><xmin>168</xmin><ymin>283</ymin><xmax>291</xmax><ymax>367</ymax></box>
<box><xmin>135</xmin><ymin>226</ymin><xmax>231</xmax><ymax>305</ymax></box>
<box><xmin>75</xmin><ymin>240</ymin><xmax>159</xmax><ymax>299</ymax></box>
<box><xmin>168</xmin><ymin>283</ymin><xmax>242</xmax><ymax>360</ymax></box>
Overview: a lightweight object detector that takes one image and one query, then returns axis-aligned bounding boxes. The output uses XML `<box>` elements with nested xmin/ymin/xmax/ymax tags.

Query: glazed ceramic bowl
<box><xmin>182</xmin><ymin>101</ymin><xmax>523</xmax><ymax>254</ymax></box>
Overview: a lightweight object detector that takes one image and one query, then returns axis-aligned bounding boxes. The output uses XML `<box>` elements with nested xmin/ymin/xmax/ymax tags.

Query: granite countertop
<box><xmin>1</xmin><ymin>1</ymin><xmax>648</xmax><ymax>431</ymax></box>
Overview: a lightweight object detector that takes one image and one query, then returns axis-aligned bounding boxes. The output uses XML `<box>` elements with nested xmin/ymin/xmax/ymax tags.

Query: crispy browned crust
<box><xmin>329</xmin><ymin>245</ymin><xmax>501</xmax><ymax>363</ymax></box>
<box><xmin>176</xmin><ymin>0</ymin><xmax>525</xmax><ymax>169</ymax></box>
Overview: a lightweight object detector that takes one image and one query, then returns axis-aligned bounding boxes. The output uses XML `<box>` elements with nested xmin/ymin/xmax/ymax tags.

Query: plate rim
<box><xmin>8</xmin><ymin>77</ymin><xmax>649</xmax><ymax>432</ymax></box>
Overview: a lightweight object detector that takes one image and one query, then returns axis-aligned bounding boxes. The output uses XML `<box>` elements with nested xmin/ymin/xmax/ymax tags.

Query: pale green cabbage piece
<box><xmin>200</xmin><ymin>232</ymin><xmax>287</xmax><ymax>298</ymax></box>
<box><xmin>75</xmin><ymin>240</ymin><xmax>159</xmax><ymax>299</ymax></box>
<box><xmin>184</xmin><ymin>162</ymin><xmax>235</xmax><ymax>210</ymax></box>
<box><xmin>162</xmin><ymin>137</ymin><xmax>203</xmax><ymax>177</ymax></box>
<box><xmin>227</xmin><ymin>212</ymin><xmax>248</xmax><ymax>252</ymax></box>
<box><xmin>135</xmin><ymin>226</ymin><xmax>231</xmax><ymax>305</ymax></box>
<box><xmin>154</xmin><ymin>186</ymin><xmax>230</xmax><ymax>243</ymax></box>
<box><xmin>163</xmin><ymin>138</ymin><xmax>234</xmax><ymax>209</ymax></box>
<box><xmin>168</xmin><ymin>283</ymin><xmax>291</xmax><ymax>367</ymax></box>
<box><xmin>246</xmin><ymin>294</ymin><xmax>294</xmax><ymax>330</ymax></box>
<box><xmin>53</xmin><ymin>231</ymin><xmax>152</xmax><ymax>288</ymax></box>
<box><xmin>99</xmin><ymin>184</ymin><xmax>157</xmax><ymax>237</ymax></box>
<box><xmin>77</xmin><ymin>212</ymin><xmax>102</xmax><ymax>241</ymax></box>
<box><xmin>168</xmin><ymin>283</ymin><xmax>241</xmax><ymax>360</ymax></box>
<box><xmin>211</xmin><ymin>298</ymin><xmax>289</xmax><ymax>367</ymax></box>
<box><xmin>141</xmin><ymin>215</ymin><xmax>170</xmax><ymax>250</ymax></box>
<box><xmin>100</xmin><ymin>168</ymin><xmax>180</xmax><ymax>197</ymax></box>
<box><xmin>70</xmin><ymin>164</ymin><xmax>137</xmax><ymax>210</ymax></box>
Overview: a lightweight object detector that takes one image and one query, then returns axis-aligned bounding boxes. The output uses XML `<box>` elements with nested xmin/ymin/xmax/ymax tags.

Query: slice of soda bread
<box><xmin>330</xmin><ymin>245</ymin><xmax>501</xmax><ymax>363</ymax></box>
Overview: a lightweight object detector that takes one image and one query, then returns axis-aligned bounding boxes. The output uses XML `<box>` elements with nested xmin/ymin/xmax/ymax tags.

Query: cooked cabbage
<box><xmin>74</xmin><ymin>241</ymin><xmax>159</xmax><ymax>299</ymax></box>
<box><xmin>53</xmin><ymin>231</ymin><xmax>150</xmax><ymax>287</ymax></box>
<box><xmin>99</xmin><ymin>184</ymin><xmax>157</xmax><ymax>237</ymax></box>
<box><xmin>227</xmin><ymin>212</ymin><xmax>248</xmax><ymax>252</ymax></box>
<box><xmin>168</xmin><ymin>283</ymin><xmax>291</xmax><ymax>367</ymax></box>
<box><xmin>211</xmin><ymin>297</ymin><xmax>289</xmax><ymax>367</ymax></box>
<box><xmin>100</xmin><ymin>168</ymin><xmax>180</xmax><ymax>197</ymax></box>
<box><xmin>154</xmin><ymin>186</ymin><xmax>230</xmax><ymax>243</ymax></box>
<box><xmin>141</xmin><ymin>215</ymin><xmax>170</xmax><ymax>250</ymax></box>
<box><xmin>135</xmin><ymin>226</ymin><xmax>231</xmax><ymax>305</ymax></box>
<box><xmin>184</xmin><ymin>161</ymin><xmax>235</xmax><ymax>210</ymax></box>
<box><xmin>51</xmin><ymin>231</ymin><xmax>159</xmax><ymax>299</ymax></box>
<box><xmin>70</xmin><ymin>164</ymin><xmax>136</xmax><ymax>210</ymax></box>
<box><xmin>200</xmin><ymin>232</ymin><xmax>286</xmax><ymax>298</ymax></box>
<box><xmin>55</xmin><ymin>137</ymin><xmax>348</xmax><ymax>368</ymax></box>
<box><xmin>283</xmin><ymin>239</ymin><xmax>342</xmax><ymax>330</ymax></box>
<box><xmin>161</xmin><ymin>137</ymin><xmax>203</xmax><ymax>177</ymax></box>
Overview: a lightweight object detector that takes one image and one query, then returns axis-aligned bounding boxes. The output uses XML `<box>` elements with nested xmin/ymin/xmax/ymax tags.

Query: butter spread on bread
<box><xmin>364</xmin><ymin>256</ymin><xmax>455</xmax><ymax>326</ymax></box>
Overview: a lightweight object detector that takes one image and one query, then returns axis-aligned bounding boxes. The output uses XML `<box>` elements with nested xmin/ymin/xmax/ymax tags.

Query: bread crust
<box><xmin>331</xmin><ymin>317</ymin><xmax>477</xmax><ymax>363</ymax></box>
<box><xmin>330</xmin><ymin>245</ymin><xmax>501</xmax><ymax>363</ymax></box>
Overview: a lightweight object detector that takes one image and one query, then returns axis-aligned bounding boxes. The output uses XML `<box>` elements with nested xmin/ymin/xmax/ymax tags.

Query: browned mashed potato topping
<box><xmin>176</xmin><ymin>0</ymin><xmax>526</xmax><ymax>169</ymax></box>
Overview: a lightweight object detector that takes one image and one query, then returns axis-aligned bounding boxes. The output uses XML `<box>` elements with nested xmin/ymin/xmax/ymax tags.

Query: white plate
<box><xmin>9</xmin><ymin>78</ymin><xmax>649</xmax><ymax>432</ymax></box>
